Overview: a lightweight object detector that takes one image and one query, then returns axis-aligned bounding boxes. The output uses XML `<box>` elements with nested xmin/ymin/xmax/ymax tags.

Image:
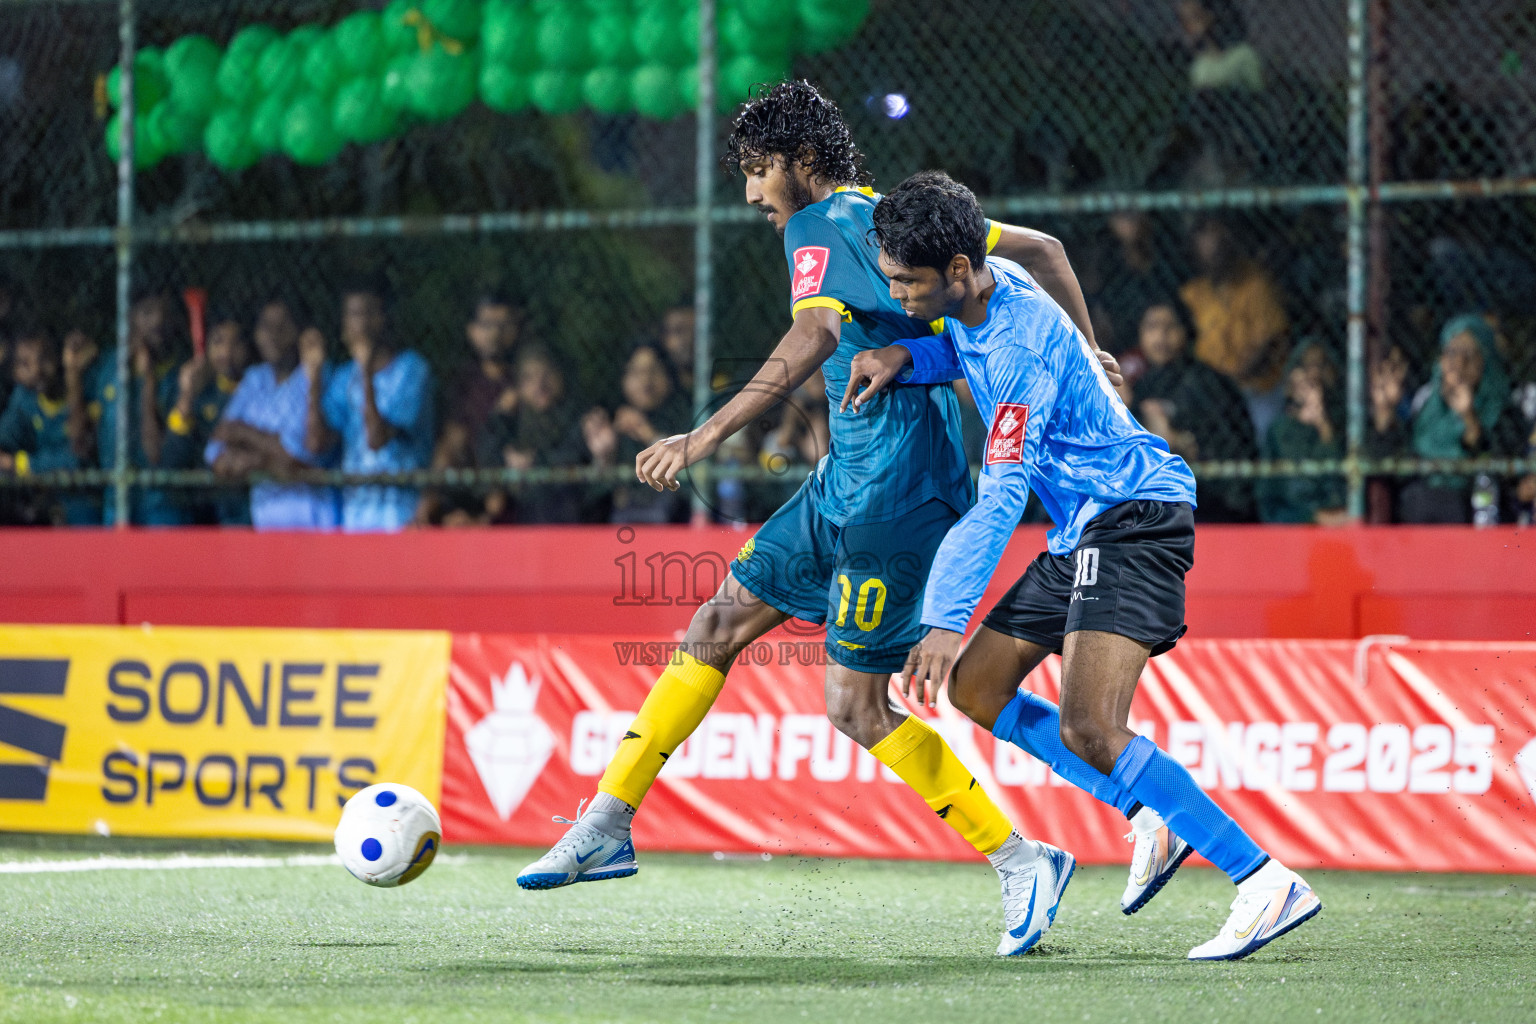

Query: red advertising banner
<box><xmin>442</xmin><ymin>634</ymin><xmax>1536</xmax><ymax>873</ymax></box>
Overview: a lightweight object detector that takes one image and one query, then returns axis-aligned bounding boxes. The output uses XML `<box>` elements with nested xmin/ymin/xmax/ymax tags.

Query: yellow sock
<box><xmin>870</xmin><ymin>715</ymin><xmax>1014</xmax><ymax>856</ymax></box>
<box><xmin>598</xmin><ymin>651</ymin><xmax>726</xmax><ymax>808</ymax></box>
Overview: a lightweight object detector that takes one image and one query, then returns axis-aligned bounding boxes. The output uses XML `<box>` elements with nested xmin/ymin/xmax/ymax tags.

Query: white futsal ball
<box><xmin>335</xmin><ymin>783</ymin><xmax>442</xmax><ymax>887</ymax></box>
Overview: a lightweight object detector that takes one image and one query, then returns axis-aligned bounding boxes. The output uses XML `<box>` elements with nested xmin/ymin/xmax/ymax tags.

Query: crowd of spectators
<box><xmin>1086</xmin><ymin>211</ymin><xmax>1536</xmax><ymax>527</ymax></box>
<box><xmin>0</xmin><ymin>269</ymin><xmax>734</xmax><ymax>531</ymax></box>
<box><xmin>0</xmin><ymin>0</ymin><xmax>1530</xmax><ymax>533</ymax></box>
<box><xmin>3</xmin><ymin>205</ymin><xmax>1534</xmax><ymax>532</ymax></box>
<box><xmin>3</xmin><ymin>209</ymin><xmax>1534</xmax><ymax>531</ymax></box>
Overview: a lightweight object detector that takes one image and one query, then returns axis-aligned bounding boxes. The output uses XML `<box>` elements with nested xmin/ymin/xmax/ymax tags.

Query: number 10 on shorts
<box><xmin>1073</xmin><ymin>548</ymin><xmax>1099</xmax><ymax>588</ymax></box>
<box><xmin>836</xmin><ymin>575</ymin><xmax>887</xmax><ymax>631</ymax></box>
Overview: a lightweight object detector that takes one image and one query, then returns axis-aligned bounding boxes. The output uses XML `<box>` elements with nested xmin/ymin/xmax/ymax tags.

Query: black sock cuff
<box><xmin>1233</xmin><ymin>855</ymin><xmax>1271</xmax><ymax>885</ymax></box>
<box><xmin>1124</xmin><ymin>801</ymin><xmax>1144</xmax><ymax>822</ymax></box>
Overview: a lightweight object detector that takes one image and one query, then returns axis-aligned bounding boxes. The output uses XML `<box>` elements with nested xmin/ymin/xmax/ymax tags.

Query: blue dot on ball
<box><xmin>361</xmin><ymin>837</ymin><xmax>383</xmax><ymax>862</ymax></box>
<box><xmin>374</xmin><ymin>790</ymin><xmax>397</xmax><ymax>807</ymax></box>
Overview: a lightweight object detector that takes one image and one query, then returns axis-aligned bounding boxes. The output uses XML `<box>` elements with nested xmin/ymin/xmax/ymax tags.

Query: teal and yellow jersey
<box><xmin>90</xmin><ymin>351</ymin><xmax>188</xmax><ymax>525</ymax></box>
<box><xmin>161</xmin><ymin>373</ymin><xmax>240</xmax><ymax>469</ymax></box>
<box><xmin>0</xmin><ymin>386</ymin><xmax>79</xmax><ymax>474</ymax></box>
<box><xmin>783</xmin><ymin>187</ymin><xmax>973</xmax><ymax>526</ymax></box>
<box><xmin>90</xmin><ymin>350</ymin><xmax>180</xmax><ymax>470</ymax></box>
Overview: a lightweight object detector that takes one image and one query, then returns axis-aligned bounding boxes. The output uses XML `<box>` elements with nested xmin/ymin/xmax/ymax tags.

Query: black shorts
<box><xmin>982</xmin><ymin>500</ymin><xmax>1194</xmax><ymax>657</ymax></box>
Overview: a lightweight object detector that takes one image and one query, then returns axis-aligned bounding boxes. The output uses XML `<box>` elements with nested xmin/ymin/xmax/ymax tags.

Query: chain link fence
<box><xmin>0</xmin><ymin>0</ymin><xmax>1532</xmax><ymax>528</ymax></box>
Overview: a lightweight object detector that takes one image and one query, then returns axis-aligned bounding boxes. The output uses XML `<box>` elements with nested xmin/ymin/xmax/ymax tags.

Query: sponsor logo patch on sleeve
<box><xmin>790</xmin><ymin>246</ymin><xmax>830</xmax><ymax>300</ymax></box>
<box><xmin>984</xmin><ymin>403</ymin><xmax>1029</xmax><ymax>465</ymax></box>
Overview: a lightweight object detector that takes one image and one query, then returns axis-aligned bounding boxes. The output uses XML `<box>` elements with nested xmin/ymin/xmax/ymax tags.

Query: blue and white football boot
<box><xmin>1188</xmin><ymin>862</ymin><xmax>1321</xmax><ymax>961</ymax></box>
<box><xmin>996</xmin><ymin>840</ymin><xmax>1076</xmax><ymax>956</ymax></box>
<box><xmin>1121</xmin><ymin>808</ymin><xmax>1193</xmax><ymax>914</ymax></box>
<box><xmin>516</xmin><ymin>800</ymin><xmax>639</xmax><ymax>890</ymax></box>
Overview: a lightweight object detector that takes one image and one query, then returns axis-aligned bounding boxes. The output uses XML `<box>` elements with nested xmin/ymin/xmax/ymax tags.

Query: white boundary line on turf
<box><xmin>0</xmin><ymin>852</ymin><xmax>467</xmax><ymax>874</ymax></box>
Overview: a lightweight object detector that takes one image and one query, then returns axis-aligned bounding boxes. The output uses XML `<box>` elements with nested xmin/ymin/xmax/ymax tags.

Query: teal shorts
<box><xmin>729</xmin><ymin>479</ymin><xmax>961</xmax><ymax>674</ymax></box>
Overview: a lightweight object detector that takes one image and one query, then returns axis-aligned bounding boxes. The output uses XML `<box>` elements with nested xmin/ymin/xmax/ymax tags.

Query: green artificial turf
<box><xmin>0</xmin><ymin>835</ymin><xmax>1530</xmax><ymax>1024</ymax></box>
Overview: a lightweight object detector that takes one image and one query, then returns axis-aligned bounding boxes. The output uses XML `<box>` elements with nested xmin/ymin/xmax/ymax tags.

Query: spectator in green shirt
<box><xmin>1257</xmin><ymin>339</ymin><xmax>1349</xmax><ymax>524</ymax></box>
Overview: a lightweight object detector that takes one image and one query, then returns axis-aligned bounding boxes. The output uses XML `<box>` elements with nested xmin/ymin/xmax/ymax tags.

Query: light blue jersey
<box><xmin>207</xmin><ymin>362</ymin><xmax>340</xmax><ymax>530</ymax></box>
<box><xmin>323</xmin><ymin>349</ymin><xmax>433</xmax><ymax>532</ymax></box>
<box><xmin>902</xmin><ymin>257</ymin><xmax>1197</xmax><ymax>633</ymax></box>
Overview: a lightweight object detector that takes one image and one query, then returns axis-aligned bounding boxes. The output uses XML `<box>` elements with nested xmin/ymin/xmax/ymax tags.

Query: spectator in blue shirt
<box><xmin>206</xmin><ymin>295</ymin><xmax>340</xmax><ymax>530</ymax></box>
<box><xmin>304</xmin><ymin>278</ymin><xmax>432</xmax><ymax>532</ymax></box>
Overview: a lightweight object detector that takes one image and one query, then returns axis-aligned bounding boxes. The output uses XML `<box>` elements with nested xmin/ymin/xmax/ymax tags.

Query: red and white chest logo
<box><xmin>791</xmin><ymin>246</ymin><xmax>830</xmax><ymax>300</ymax></box>
<box><xmin>985</xmin><ymin>403</ymin><xmax>1029</xmax><ymax>465</ymax></box>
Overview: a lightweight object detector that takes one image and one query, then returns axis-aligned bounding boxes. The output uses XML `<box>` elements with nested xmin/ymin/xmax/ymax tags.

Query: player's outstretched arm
<box><xmin>902</xmin><ymin>349</ymin><xmax>1057</xmax><ymax>704</ymax></box>
<box><xmin>988</xmin><ymin>223</ymin><xmax>1125</xmax><ymax>389</ymax></box>
<box><xmin>634</xmin><ymin>305</ymin><xmax>841</xmax><ymax>492</ymax></box>
<box><xmin>987</xmin><ymin>224</ymin><xmax>1094</xmax><ymax>342</ymax></box>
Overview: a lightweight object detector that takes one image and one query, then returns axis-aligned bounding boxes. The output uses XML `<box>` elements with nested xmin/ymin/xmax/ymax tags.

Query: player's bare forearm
<box><xmin>989</xmin><ymin>223</ymin><xmax>1096</xmax><ymax>349</ymax></box>
<box><xmin>700</xmin><ymin>307</ymin><xmax>840</xmax><ymax>448</ymax></box>
<box><xmin>634</xmin><ymin>307</ymin><xmax>840</xmax><ymax>492</ymax></box>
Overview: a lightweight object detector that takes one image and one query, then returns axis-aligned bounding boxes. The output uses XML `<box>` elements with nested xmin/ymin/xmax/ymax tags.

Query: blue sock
<box><xmin>1109</xmin><ymin>735</ymin><xmax>1268</xmax><ymax>882</ymax></box>
<box><xmin>992</xmin><ymin>691</ymin><xmax>1141</xmax><ymax>817</ymax></box>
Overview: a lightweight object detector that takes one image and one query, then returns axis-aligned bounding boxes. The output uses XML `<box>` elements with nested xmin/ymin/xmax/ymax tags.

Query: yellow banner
<box><xmin>0</xmin><ymin>625</ymin><xmax>449</xmax><ymax>840</ymax></box>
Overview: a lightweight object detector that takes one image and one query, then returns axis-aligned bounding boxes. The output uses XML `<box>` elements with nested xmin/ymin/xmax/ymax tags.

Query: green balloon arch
<box><xmin>98</xmin><ymin>0</ymin><xmax>870</xmax><ymax>172</ymax></box>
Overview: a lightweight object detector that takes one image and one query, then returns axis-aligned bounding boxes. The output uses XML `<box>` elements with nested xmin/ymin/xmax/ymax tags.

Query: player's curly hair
<box><xmin>871</xmin><ymin>171</ymin><xmax>987</xmax><ymax>273</ymax></box>
<box><xmin>722</xmin><ymin>80</ymin><xmax>871</xmax><ymax>186</ymax></box>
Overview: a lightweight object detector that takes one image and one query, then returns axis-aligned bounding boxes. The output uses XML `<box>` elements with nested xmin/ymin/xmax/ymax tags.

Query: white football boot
<box><xmin>1188</xmin><ymin>861</ymin><xmax>1322</xmax><ymax>961</ymax></box>
<box><xmin>996</xmin><ymin>840</ymin><xmax>1076</xmax><ymax>956</ymax></box>
<box><xmin>516</xmin><ymin>800</ymin><xmax>639</xmax><ymax>890</ymax></box>
<box><xmin>1121</xmin><ymin>808</ymin><xmax>1193</xmax><ymax>914</ymax></box>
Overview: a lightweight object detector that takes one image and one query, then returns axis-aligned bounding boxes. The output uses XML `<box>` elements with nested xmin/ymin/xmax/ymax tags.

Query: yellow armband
<box><xmin>792</xmin><ymin>296</ymin><xmax>852</xmax><ymax>322</ymax></box>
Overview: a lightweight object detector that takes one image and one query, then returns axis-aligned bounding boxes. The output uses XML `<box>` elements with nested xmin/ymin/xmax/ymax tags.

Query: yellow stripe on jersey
<box><xmin>834</xmin><ymin>186</ymin><xmax>877</xmax><ymax>197</ymax></box>
<box><xmin>985</xmin><ymin>220</ymin><xmax>1003</xmax><ymax>253</ymax></box>
<box><xmin>792</xmin><ymin>296</ymin><xmax>852</xmax><ymax>322</ymax></box>
<box><xmin>929</xmin><ymin>318</ymin><xmax>946</xmax><ymax>335</ymax></box>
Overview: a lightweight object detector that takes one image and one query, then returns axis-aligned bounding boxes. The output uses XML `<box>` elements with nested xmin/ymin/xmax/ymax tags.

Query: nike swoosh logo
<box><xmin>574</xmin><ymin>847</ymin><xmax>601</xmax><ymax>865</ymax></box>
<box><xmin>1234</xmin><ymin>893</ymin><xmax>1278</xmax><ymax>940</ymax></box>
<box><xmin>1009</xmin><ymin>883</ymin><xmax>1040</xmax><ymax>938</ymax></box>
<box><xmin>1133</xmin><ymin>831</ymin><xmax>1160</xmax><ymax>886</ymax></box>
